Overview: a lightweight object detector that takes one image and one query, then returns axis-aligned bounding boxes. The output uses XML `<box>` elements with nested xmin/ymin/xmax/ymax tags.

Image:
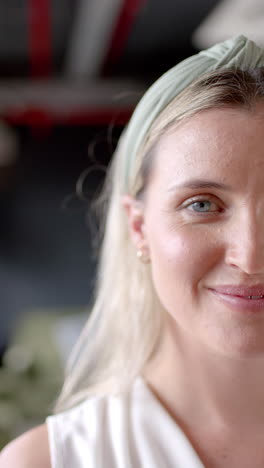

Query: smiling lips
<box><xmin>208</xmin><ymin>285</ymin><xmax>264</xmax><ymax>312</ymax></box>
<box><xmin>210</xmin><ymin>285</ymin><xmax>264</xmax><ymax>298</ymax></box>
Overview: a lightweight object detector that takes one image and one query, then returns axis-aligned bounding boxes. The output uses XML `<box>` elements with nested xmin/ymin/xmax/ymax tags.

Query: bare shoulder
<box><xmin>0</xmin><ymin>423</ymin><xmax>51</xmax><ymax>468</ymax></box>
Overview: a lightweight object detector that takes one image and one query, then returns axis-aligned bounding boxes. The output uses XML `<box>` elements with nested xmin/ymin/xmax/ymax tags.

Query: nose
<box><xmin>225</xmin><ymin>210</ymin><xmax>264</xmax><ymax>275</ymax></box>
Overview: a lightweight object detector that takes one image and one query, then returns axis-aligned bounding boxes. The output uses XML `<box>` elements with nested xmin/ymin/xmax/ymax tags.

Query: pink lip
<box><xmin>209</xmin><ymin>284</ymin><xmax>264</xmax><ymax>297</ymax></box>
<box><xmin>208</xmin><ymin>285</ymin><xmax>264</xmax><ymax>313</ymax></box>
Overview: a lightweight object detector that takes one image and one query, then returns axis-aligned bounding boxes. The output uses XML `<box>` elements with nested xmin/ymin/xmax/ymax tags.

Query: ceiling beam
<box><xmin>65</xmin><ymin>0</ymin><xmax>124</xmax><ymax>79</ymax></box>
<box><xmin>0</xmin><ymin>79</ymin><xmax>146</xmax><ymax>125</ymax></box>
<box><xmin>103</xmin><ymin>0</ymin><xmax>147</xmax><ymax>71</ymax></box>
<box><xmin>28</xmin><ymin>0</ymin><xmax>52</xmax><ymax>77</ymax></box>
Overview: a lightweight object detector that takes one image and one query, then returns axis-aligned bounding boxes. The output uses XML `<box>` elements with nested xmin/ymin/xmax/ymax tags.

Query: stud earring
<box><xmin>137</xmin><ymin>248</ymin><xmax>150</xmax><ymax>264</ymax></box>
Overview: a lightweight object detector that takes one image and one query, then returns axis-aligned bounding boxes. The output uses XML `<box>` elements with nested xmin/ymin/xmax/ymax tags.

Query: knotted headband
<box><xmin>121</xmin><ymin>35</ymin><xmax>264</xmax><ymax>189</ymax></box>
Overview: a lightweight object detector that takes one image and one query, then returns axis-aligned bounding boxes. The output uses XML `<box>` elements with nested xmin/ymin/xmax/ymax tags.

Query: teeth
<box><xmin>248</xmin><ymin>295</ymin><xmax>264</xmax><ymax>299</ymax></box>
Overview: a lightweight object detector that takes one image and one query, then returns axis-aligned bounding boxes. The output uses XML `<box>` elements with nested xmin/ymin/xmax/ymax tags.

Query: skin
<box><xmin>0</xmin><ymin>424</ymin><xmax>50</xmax><ymax>467</ymax></box>
<box><xmin>124</xmin><ymin>103</ymin><xmax>264</xmax><ymax>467</ymax></box>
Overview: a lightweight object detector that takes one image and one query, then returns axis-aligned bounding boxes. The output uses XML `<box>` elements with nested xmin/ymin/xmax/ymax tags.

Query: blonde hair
<box><xmin>55</xmin><ymin>67</ymin><xmax>264</xmax><ymax>412</ymax></box>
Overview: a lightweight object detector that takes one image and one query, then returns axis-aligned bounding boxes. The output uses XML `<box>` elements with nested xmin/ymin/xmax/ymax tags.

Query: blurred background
<box><xmin>0</xmin><ymin>0</ymin><xmax>263</xmax><ymax>448</ymax></box>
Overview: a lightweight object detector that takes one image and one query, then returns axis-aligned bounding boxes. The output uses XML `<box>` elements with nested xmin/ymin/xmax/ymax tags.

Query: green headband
<box><xmin>121</xmin><ymin>35</ymin><xmax>264</xmax><ymax>188</ymax></box>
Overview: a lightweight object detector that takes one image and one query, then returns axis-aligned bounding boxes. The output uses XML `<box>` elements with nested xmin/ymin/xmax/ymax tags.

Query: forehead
<box><xmin>150</xmin><ymin>104</ymin><xmax>264</xmax><ymax>189</ymax></box>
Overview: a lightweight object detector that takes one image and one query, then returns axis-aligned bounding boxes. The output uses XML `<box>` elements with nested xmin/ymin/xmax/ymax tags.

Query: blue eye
<box><xmin>188</xmin><ymin>200</ymin><xmax>217</xmax><ymax>213</ymax></box>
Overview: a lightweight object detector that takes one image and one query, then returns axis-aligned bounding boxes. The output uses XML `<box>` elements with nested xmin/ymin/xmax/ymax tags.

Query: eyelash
<box><xmin>183</xmin><ymin>196</ymin><xmax>223</xmax><ymax>215</ymax></box>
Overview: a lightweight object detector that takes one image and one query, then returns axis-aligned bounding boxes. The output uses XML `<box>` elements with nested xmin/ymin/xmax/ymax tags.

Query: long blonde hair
<box><xmin>55</xmin><ymin>67</ymin><xmax>264</xmax><ymax>412</ymax></box>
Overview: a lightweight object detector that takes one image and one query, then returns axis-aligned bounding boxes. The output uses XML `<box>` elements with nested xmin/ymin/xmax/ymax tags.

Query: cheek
<box><xmin>148</xmin><ymin>225</ymin><xmax>221</xmax><ymax>309</ymax></box>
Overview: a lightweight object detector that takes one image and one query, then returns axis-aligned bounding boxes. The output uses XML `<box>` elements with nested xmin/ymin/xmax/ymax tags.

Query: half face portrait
<box><xmin>125</xmin><ymin>102</ymin><xmax>264</xmax><ymax>361</ymax></box>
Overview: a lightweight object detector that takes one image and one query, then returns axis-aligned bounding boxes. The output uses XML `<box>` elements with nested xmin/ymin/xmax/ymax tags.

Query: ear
<box><xmin>122</xmin><ymin>194</ymin><xmax>148</xmax><ymax>249</ymax></box>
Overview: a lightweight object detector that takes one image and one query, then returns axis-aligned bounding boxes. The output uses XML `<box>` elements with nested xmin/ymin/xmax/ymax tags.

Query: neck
<box><xmin>144</xmin><ymin>320</ymin><xmax>264</xmax><ymax>432</ymax></box>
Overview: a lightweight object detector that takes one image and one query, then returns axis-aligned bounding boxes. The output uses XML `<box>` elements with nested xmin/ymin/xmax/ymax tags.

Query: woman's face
<box><xmin>140</xmin><ymin>103</ymin><xmax>264</xmax><ymax>358</ymax></box>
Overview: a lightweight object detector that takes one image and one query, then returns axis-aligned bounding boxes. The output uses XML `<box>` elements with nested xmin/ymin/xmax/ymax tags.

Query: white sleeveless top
<box><xmin>46</xmin><ymin>377</ymin><xmax>205</xmax><ymax>468</ymax></box>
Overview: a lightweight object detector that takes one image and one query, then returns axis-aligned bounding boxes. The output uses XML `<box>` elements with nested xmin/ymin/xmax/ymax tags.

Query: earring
<box><xmin>137</xmin><ymin>248</ymin><xmax>150</xmax><ymax>264</ymax></box>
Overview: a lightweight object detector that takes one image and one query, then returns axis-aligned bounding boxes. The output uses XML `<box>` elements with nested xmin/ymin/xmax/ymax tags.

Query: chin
<box><xmin>208</xmin><ymin>335</ymin><xmax>264</xmax><ymax>360</ymax></box>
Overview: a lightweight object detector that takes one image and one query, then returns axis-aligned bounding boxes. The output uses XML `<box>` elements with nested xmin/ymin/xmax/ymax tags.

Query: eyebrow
<box><xmin>168</xmin><ymin>179</ymin><xmax>232</xmax><ymax>192</ymax></box>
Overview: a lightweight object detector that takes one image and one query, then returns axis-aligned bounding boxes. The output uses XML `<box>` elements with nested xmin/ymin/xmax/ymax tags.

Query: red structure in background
<box><xmin>1</xmin><ymin>1</ymin><xmax>145</xmax><ymax>128</ymax></box>
<box><xmin>28</xmin><ymin>0</ymin><xmax>53</xmax><ymax>77</ymax></box>
<box><xmin>4</xmin><ymin>108</ymin><xmax>133</xmax><ymax>127</ymax></box>
<box><xmin>104</xmin><ymin>0</ymin><xmax>147</xmax><ymax>72</ymax></box>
